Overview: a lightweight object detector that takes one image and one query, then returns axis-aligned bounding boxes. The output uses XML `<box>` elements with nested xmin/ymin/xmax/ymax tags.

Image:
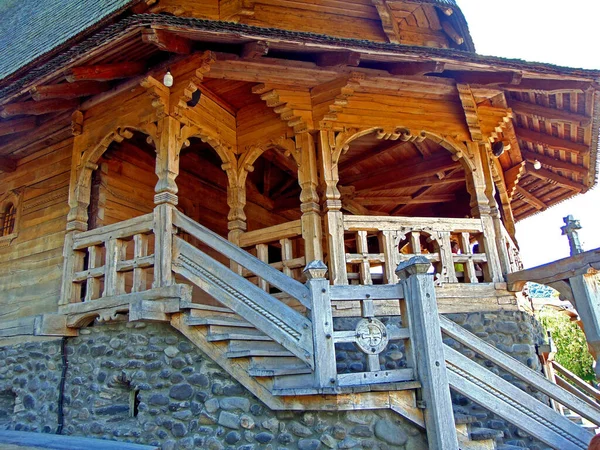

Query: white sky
<box><xmin>458</xmin><ymin>0</ymin><xmax>600</xmax><ymax>268</ymax></box>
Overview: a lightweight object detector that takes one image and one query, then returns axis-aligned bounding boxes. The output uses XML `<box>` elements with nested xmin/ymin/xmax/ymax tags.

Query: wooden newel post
<box><xmin>304</xmin><ymin>260</ymin><xmax>337</xmax><ymax>389</ymax></box>
<box><xmin>397</xmin><ymin>256</ymin><xmax>458</xmax><ymax>450</ymax></box>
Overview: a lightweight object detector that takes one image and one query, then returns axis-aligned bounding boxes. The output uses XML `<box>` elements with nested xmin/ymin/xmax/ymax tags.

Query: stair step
<box><xmin>226</xmin><ymin>340</ymin><xmax>294</xmax><ymax>358</ymax></box>
<box><xmin>496</xmin><ymin>446</ymin><xmax>531</xmax><ymax>450</ymax></box>
<box><xmin>186</xmin><ymin>316</ymin><xmax>255</xmax><ymax>328</ymax></box>
<box><xmin>249</xmin><ymin>357</ymin><xmax>312</xmax><ymax>377</ymax></box>
<box><xmin>272</xmin><ymin>380</ymin><xmax>421</xmax><ymax>396</ymax></box>
<box><xmin>566</xmin><ymin>414</ymin><xmax>584</xmax><ymax>424</ymax></box>
<box><xmin>207</xmin><ymin>325</ymin><xmax>271</xmax><ymax>342</ymax></box>
<box><xmin>469</xmin><ymin>428</ymin><xmax>504</xmax><ymax>441</ymax></box>
<box><xmin>180</xmin><ymin>302</ymin><xmax>234</xmax><ymax>314</ymax></box>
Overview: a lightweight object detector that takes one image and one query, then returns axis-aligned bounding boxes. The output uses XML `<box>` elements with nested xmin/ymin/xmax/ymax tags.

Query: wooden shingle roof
<box><xmin>0</xmin><ymin>0</ymin><xmax>137</xmax><ymax>81</ymax></box>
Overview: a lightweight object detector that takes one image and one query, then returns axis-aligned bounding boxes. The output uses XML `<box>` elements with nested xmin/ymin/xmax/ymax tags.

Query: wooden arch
<box><xmin>332</xmin><ymin>126</ymin><xmax>474</xmax><ymax>172</ymax></box>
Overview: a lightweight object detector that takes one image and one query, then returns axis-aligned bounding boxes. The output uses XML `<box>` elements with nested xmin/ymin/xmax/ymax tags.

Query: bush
<box><xmin>537</xmin><ymin>306</ymin><xmax>595</xmax><ymax>382</ymax></box>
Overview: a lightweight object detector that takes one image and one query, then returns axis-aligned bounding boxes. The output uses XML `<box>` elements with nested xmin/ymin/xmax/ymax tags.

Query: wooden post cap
<box><xmin>303</xmin><ymin>260</ymin><xmax>328</xmax><ymax>279</ymax></box>
<box><xmin>395</xmin><ymin>256</ymin><xmax>432</xmax><ymax>280</ymax></box>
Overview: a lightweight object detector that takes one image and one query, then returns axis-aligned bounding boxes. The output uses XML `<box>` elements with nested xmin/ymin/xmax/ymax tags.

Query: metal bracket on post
<box><xmin>397</xmin><ymin>256</ymin><xmax>459</xmax><ymax>450</ymax></box>
<box><xmin>304</xmin><ymin>260</ymin><xmax>337</xmax><ymax>389</ymax></box>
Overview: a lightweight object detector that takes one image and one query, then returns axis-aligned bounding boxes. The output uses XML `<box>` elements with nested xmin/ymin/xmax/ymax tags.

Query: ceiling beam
<box><xmin>348</xmin><ymin>154</ymin><xmax>459</xmax><ymax>191</ymax></box>
<box><xmin>520</xmin><ymin>149</ymin><xmax>588</xmax><ymax>176</ymax></box>
<box><xmin>358</xmin><ymin>171</ymin><xmax>465</xmax><ymax>192</ymax></box>
<box><xmin>339</xmin><ymin>139</ymin><xmax>408</xmax><ymax>172</ymax></box>
<box><xmin>142</xmin><ymin>29</ymin><xmax>193</xmax><ymax>54</ymax></box>
<box><xmin>0</xmin><ymin>117</ymin><xmax>37</xmax><ymax>137</ymax></box>
<box><xmin>354</xmin><ymin>194</ymin><xmax>456</xmax><ymax>205</ymax></box>
<box><xmin>446</xmin><ymin>71</ymin><xmax>522</xmax><ymax>86</ymax></box>
<box><xmin>0</xmin><ymin>157</ymin><xmax>17</xmax><ymax>172</ymax></box>
<box><xmin>0</xmin><ymin>99</ymin><xmax>79</xmax><ymax>118</ymax></box>
<box><xmin>241</xmin><ymin>41</ymin><xmax>270</xmax><ymax>59</ymax></box>
<box><xmin>515</xmin><ymin>186</ymin><xmax>547</xmax><ymax>211</ymax></box>
<box><xmin>524</xmin><ymin>162</ymin><xmax>586</xmax><ymax>191</ymax></box>
<box><xmin>509</xmin><ymin>100</ymin><xmax>591</xmax><ymax>127</ymax></box>
<box><xmin>501</xmin><ymin>79</ymin><xmax>592</xmax><ymax>94</ymax></box>
<box><xmin>387</xmin><ymin>61</ymin><xmax>445</xmax><ymax>76</ymax></box>
<box><xmin>66</xmin><ymin>62</ymin><xmax>146</xmax><ymax>82</ymax></box>
<box><xmin>516</xmin><ymin>127</ymin><xmax>589</xmax><ymax>155</ymax></box>
<box><xmin>315</xmin><ymin>51</ymin><xmax>361</xmax><ymax>68</ymax></box>
<box><xmin>30</xmin><ymin>81</ymin><xmax>110</xmax><ymax>101</ymax></box>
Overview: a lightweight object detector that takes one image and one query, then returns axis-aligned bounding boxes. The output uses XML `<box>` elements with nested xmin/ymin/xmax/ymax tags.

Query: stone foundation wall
<box><xmin>444</xmin><ymin>311</ymin><xmax>550</xmax><ymax>450</ymax></box>
<box><xmin>0</xmin><ymin>340</ymin><xmax>62</xmax><ymax>433</ymax></box>
<box><xmin>0</xmin><ymin>322</ymin><xmax>427</xmax><ymax>450</ymax></box>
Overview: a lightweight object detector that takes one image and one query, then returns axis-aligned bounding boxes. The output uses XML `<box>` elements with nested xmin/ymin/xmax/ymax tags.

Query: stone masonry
<box><xmin>0</xmin><ymin>322</ymin><xmax>428</xmax><ymax>449</ymax></box>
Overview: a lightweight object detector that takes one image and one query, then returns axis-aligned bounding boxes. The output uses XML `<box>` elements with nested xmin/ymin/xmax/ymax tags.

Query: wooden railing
<box><xmin>500</xmin><ymin>224</ymin><xmax>524</xmax><ymax>274</ymax></box>
<box><xmin>549</xmin><ymin>360</ymin><xmax>600</xmax><ymax>413</ymax></box>
<box><xmin>339</xmin><ymin>215</ymin><xmax>489</xmax><ymax>285</ymax></box>
<box><xmin>441</xmin><ymin>316</ymin><xmax>599</xmax><ymax>449</ymax></box>
<box><xmin>171</xmin><ymin>210</ymin><xmax>314</xmax><ymax>365</ymax></box>
<box><xmin>238</xmin><ymin>220</ymin><xmax>305</xmax><ymax>288</ymax></box>
<box><xmin>61</xmin><ymin>214</ymin><xmax>155</xmax><ymax>305</ymax></box>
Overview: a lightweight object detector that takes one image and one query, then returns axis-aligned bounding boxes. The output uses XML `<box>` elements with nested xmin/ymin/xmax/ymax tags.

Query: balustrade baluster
<box><xmin>379</xmin><ymin>230</ymin><xmax>398</xmax><ymax>284</ymax></box>
<box><xmin>84</xmin><ymin>245</ymin><xmax>101</xmax><ymax>301</ymax></box>
<box><xmin>133</xmin><ymin>234</ymin><xmax>149</xmax><ymax>292</ymax></box>
<box><xmin>256</xmin><ymin>243</ymin><xmax>269</xmax><ymax>292</ymax></box>
<box><xmin>356</xmin><ymin>230</ymin><xmax>372</xmax><ymax>285</ymax></box>
<box><xmin>280</xmin><ymin>238</ymin><xmax>293</xmax><ymax>278</ymax></box>
<box><xmin>104</xmin><ymin>238</ymin><xmax>125</xmax><ymax>297</ymax></box>
<box><xmin>459</xmin><ymin>232</ymin><xmax>478</xmax><ymax>283</ymax></box>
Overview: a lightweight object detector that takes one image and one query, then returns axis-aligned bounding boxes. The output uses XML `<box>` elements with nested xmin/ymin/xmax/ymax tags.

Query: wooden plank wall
<box><xmin>0</xmin><ymin>139</ymin><xmax>72</xmax><ymax>321</ymax></box>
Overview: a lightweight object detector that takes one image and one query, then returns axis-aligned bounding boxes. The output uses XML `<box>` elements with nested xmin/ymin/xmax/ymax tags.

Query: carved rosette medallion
<box><xmin>355</xmin><ymin>318</ymin><xmax>389</xmax><ymax>354</ymax></box>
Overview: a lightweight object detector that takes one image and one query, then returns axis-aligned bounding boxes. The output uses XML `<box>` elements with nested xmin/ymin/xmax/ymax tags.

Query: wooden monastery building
<box><xmin>0</xmin><ymin>0</ymin><xmax>599</xmax><ymax>449</ymax></box>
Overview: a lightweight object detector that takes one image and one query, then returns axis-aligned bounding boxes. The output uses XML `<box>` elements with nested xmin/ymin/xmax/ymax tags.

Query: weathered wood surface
<box><xmin>172</xmin><ymin>236</ymin><xmax>314</xmax><ymax>366</ymax></box>
<box><xmin>446</xmin><ymin>346</ymin><xmax>593</xmax><ymax>450</ymax></box>
<box><xmin>441</xmin><ymin>315</ymin><xmax>600</xmax><ymax>425</ymax></box>
<box><xmin>507</xmin><ymin>248</ymin><xmax>600</xmax><ymax>291</ymax></box>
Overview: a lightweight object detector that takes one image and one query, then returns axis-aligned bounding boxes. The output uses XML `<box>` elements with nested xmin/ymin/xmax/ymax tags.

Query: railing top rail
<box><xmin>73</xmin><ymin>213</ymin><xmax>154</xmax><ymax>250</ymax></box>
<box><xmin>173</xmin><ymin>210</ymin><xmax>310</xmax><ymax>308</ymax></box>
<box><xmin>552</xmin><ymin>361</ymin><xmax>600</xmax><ymax>402</ymax></box>
<box><xmin>343</xmin><ymin>215</ymin><xmax>484</xmax><ymax>233</ymax></box>
<box><xmin>440</xmin><ymin>315</ymin><xmax>600</xmax><ymax>426</ymax></box>
<box><xmin>329</xmin><ymin>284</ymin><xmax>404</xmax><ymax>301</ymax></box>
<box><xmin>239</xmin><ymin>220</ymin><xmax>302</xmax><ymax>248</ymax></box>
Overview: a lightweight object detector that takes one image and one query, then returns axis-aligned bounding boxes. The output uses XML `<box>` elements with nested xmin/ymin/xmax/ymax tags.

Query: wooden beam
<box><xmin>315</xmin><ymin>51</ymin><xmax>361</xmax><ymax>68</ymax></box>
<box><xmin>241</xmin><ymin>41</ymin><xmax>269</xmax><ymax>59</ymax></box>
<box><xmin>142</xmin><ymin>29</ymin><xmax>193</xmax><ymax>54</ymax></box>
<box><xmin>520</xmin><ymin>149</ymin><xmax>588</xmax><ymax>176</ymax></box>
<box><xmin>501</xmin><ymin>79</ymin><xmax>592</xmax><ymax>94</ymax></box>
<box><xmin>0</xmin><ymin>117</ymin><xmax>37</xmax><ymax>137</ymax></box>
<box><xmin>387</xmin><ymin>61</ymin><xmax>445</xmax><ymax>77</ymax></box>
<box><xmin>440</xmin><ymin>19</ymin><xmax>464</xmax><ymax>45</ymax></box>
<box><xmin>348</xmin><ymin>154</ymin><xmax>459</xmax><ymax>191</ymax></box>
<box><xmin>515</xmin><ymin>186</ymin><xmax>547</xmax><ymax>211</ymax></box>
<box><xmin>355</xmin><ymin>194</ymin><xmax>456</xmax><ymax>205</ymax></box>
<box><xmin>0</xmin><ymin>157</ymin><xmax>17</xmax><ymax>172</ymax></box>
<box><xmin>525</xmin><ymin>162</ymin><xmax>587</xmax><ymax>192</ymax></box>
<box><xmin>509</xmin><ymin>100</ymin><xmax>591</xmax><ymax>127</ymax></box>
<box><xmin>447</xmin><ymin>71</ymin><xmax>522</xmax><ymax>86</ymax></box>
<box><xmin>339</xmin><ymin>140</ymin><xmax>407</xmax><ymax>172</ymax></box>
<box><xmin>66</xmin><ymin>62</ymin><xmax>146</xmax><ymax>82</ymax></box>
<box><xmin>30</xmin><ymin>81</ymin><xmax>110</xmax><ymax>101</ymax></box>
<box><xmin>0</xmin><ymin>99</ymin><xmax>79</xmax><ymax>118</ymax></box>
<box><xmin>516</xmin><ymin>127</ymin><xmax>589</xmax><ymax>155</ymax></box>
<box><xmin>358</xmin><ymin>172</ymin><xmax>465</xmax><ymax>192</ymax></box>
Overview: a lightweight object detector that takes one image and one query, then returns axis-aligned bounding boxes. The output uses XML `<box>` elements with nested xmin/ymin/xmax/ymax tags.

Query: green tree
<box><xmin>537</xmin><ymin>306</ymin><xmax>595</xmax><ymax>382</ymax></box>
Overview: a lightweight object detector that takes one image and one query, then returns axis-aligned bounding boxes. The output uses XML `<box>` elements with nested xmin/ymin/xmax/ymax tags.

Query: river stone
<box><xmin>374</xmin><ymin>419</ymin><xmax>409</xmax><ymax>446</ymax></box>
<box><xmin>218</xmin><ymin>411</ymin><xmax>240</xmax><ymax>429</ymax></box>
<box><xmin>169</xmin><ymin>383</ymin><xmax>193</xmax><ymax>400</ymax></box>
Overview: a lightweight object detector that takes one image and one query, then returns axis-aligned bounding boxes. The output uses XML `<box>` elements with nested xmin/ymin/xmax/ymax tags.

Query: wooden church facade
<box><xmin>0</xmin><ymin>1</ymin><xmax>599</xmax><ymax>448</ymax></box>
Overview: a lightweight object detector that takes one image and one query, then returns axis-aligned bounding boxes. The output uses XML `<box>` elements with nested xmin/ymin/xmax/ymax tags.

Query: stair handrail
<box><xmin>551</xmin><ymin>360</ymin><xmax>600</xmax><ymax>404</ymax></box>
<box><xmin>440</xmin><ymin>315</ymin><xmax>600</xmax><ymax>426</ymax></box>
<box><xmin>172</xmin><ymin>210</ymin><xmax>310</xmax><ymax>308</ymax></box>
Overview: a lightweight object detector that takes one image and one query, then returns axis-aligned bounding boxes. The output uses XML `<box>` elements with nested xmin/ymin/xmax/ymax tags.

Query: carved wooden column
<box><xmin>153</xmin><ymin>116</ymin><xmax>181</xmax><ymax>288</ymax></box>
<box><xmin>465</xmin><ymin>142</ymin><xmax>503</xmax><ymax>282</ymax></box>
<box><xmin>318</xmin><ymin>129</ymin><xmax>347</xmax><ymax>285</ymax></box>
<box><xmin>297</xmin><ymin>132</ymin><xmax>324</xmax><ymax>263</ymax></box>
<box><xmin>227</xmin><ymin>164</ymin><xmax>248</xmax><ymax>275</ymax></box>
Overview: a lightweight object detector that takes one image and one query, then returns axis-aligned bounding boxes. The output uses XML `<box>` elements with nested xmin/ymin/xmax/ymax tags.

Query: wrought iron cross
<box><xmin>561</xmin><ymin>215</ymin><xmax>583</xmax><ymax>256</ymax></box>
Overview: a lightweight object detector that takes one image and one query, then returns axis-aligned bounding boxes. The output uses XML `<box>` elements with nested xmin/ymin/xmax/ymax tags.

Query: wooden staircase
<box><xmin>167</xmin><ymin>211</ymin><xmax>600</xmax><ymax>449</ymax></box>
